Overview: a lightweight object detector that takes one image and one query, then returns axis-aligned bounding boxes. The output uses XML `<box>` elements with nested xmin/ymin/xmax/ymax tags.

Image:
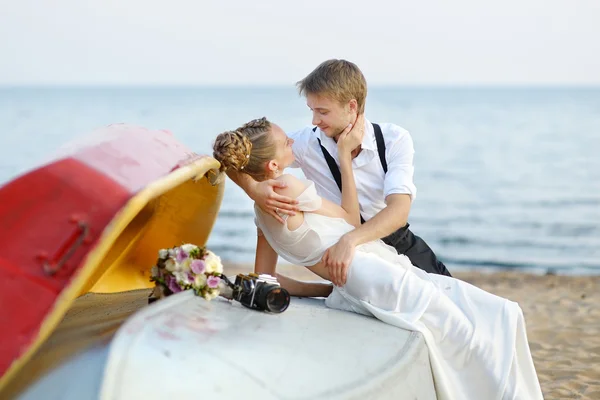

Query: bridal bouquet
<box><xmin>150</xmin><ymin>243</ymin><xmax>224</xmax><ymax>301</ymax></box>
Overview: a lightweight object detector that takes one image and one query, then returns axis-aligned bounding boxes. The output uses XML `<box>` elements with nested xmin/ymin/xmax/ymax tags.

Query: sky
<box><xmin>1</xmin><ymin>0</ymin><xmax>599</xmax><ymax>86</ymax></box>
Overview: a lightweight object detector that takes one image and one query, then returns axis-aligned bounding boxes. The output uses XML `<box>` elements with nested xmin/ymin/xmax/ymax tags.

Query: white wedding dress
<box><xmin>255</xmin><ymin>181</ymin><xmax>544</xmax><ymax>400</ymax></box>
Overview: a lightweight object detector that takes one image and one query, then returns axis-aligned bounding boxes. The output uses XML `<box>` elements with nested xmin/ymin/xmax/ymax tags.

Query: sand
<box><xmin>225</xmin><ymin>263</ymin><xmax>600</xmax><ymax>400</ymax></box>
<box><xmin>458</xmin><ymin>271</ymin><xmax>600</xmax><ymax>400</ymax></box>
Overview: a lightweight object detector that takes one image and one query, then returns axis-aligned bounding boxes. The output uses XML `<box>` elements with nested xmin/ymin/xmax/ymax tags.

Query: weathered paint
<box><xmin>0</xmin><ymin>124</ymin><xmax>224</xmax><ymax>393</ymax></box>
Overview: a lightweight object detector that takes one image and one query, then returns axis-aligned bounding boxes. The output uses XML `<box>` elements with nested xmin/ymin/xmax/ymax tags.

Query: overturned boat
<box><xmin>0</xmin><ymin>124</ymin><xmax>436</xmax><ymax>399</ymax></box>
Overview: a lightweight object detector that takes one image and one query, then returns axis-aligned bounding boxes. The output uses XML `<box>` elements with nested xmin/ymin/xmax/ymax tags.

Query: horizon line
<box><xmin>1</xmin><ymin>83</ymin><xmax>600</xmax><ymax>90</ymax></box>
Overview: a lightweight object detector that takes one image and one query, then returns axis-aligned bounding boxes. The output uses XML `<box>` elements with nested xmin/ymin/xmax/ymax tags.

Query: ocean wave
<box><xmin>217</xmin><ymin>210</ymin><xmax>255</xmax><ymax>218</ymax></box>
<box><xmin>436</xmin><ymin>234</ymin><xmax>600</xmax><ymax>251</ymax></box>
<box><xmin>207</xmin><ymin>244</ymin><xmax>255</xmax><ymax>255</ymax></box>
<box><xmin>443</xmin><ymin>257</ymin><xmax>600</xmax><ymax>272</ymax></box>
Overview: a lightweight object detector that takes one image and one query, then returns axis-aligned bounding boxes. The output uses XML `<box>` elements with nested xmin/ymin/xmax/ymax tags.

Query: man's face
<box><xmin>306</xmin><ymin>92</ymin><xmax>356</xmax><ymax>141</ymax></box>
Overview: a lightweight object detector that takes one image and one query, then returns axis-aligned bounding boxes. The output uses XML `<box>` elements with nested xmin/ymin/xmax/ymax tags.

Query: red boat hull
<box><xmin>0</xmin><ymin>124</ymin><xmax>201</xmax><ymax>382</ymax></box>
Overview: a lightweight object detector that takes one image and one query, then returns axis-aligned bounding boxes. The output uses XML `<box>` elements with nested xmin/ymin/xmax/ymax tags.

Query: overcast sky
<box><xmin>1</xmin><ymin>0</ymin><xmax>599</xmax><ymax>86</ymax></box>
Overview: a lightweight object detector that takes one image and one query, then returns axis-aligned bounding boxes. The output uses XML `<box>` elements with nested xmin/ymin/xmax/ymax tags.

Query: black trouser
<box><xmin>382</xmin><ymin>223</ymin><xmax>452</xmax><ymax>277</ymax></box>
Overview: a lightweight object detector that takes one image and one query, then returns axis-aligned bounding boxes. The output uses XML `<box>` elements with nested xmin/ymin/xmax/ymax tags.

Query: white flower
<box><xmin>202</xmin><ymin>290</ymin><xmax>218</xmax><ymax>301</ymax></box>
<box><xmin>204</xmin><ymin>251</ymin><xmax>223</xmax><ymax>274</ymax></box>
<box><xmin>173</xmin><ymin>271</ymin><xmax>191</xmax><ymax>285</ymax></box>
<box><xmin>180</xmin><ymin>243</ymin><xmax>198</xmax><ymax>254</ymax></box>
<box><xmin>177</xmin><ymin>258</ymin><xmax>192</xmax><ymax>272</ymax></box>
<box><xmin>164</xmin><ymin>258</ymin><xmax>176</xmax><ymax>272</ymax></box>
<box><xmin>194</xmin><ymin>273</ymin><xmax>207</xmax><ymax>287</ymax></box>
<box><xmin>158</xmin><ymin>249</ymin><xmax>169</xmax><ymax>259</ymax></box>
<box><xmin>151</xmin><ymin>265</ymin><xmax>159</xmax><ymax>277</ymax></box>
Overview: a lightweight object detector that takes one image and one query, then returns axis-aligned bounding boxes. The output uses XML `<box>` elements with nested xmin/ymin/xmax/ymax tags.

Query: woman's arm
<box><xmin>339</xmin><ymin>152</ymin><xmax>360</xmax><ymax>228</ymax></box>
<box><xmin>271</xmin><ymin>120</ymin><xmax>363</xmax><ymax>229</ymax></box>
<box><xmin>226</xmin><ymin>169</ymin><xmax>299</xmax><ymax>224</ymax></box>
<box><xmin>337</xmin><ymin>120</ymin><xmax>363</xmax><ymax>227</ymax></box>
<box><xmin>321</xmin><ymin>117</ymin><xmax>367</xmax><ymax>285</ymax></box>
<box><xmin>276</xmin><ymin>274</ymin><xmax>333</xmax><ymax>298</ymax></box>
<box><xmin>274</xmin><ymin>173</ymin><xmax>361</xmax><ymax>228</ymax></box>
<box><xmin>254</xmin><ymin>229</ymin><xmax>279</xmax><ymax>276</ymax></box>
<box><xmin>255</xmin><ymin>231</ymin><xmax>333</xmax><ymax>297</ymax></box>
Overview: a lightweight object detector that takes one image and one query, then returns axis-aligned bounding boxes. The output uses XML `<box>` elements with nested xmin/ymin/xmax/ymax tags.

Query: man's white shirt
<box><xmin>288</xmin><ymin>118</ymin><xmax>417</xmax><ymax>221</ymax></box>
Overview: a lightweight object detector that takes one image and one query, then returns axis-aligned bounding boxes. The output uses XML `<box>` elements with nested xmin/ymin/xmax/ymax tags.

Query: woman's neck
<box><xmin>270</xmin><ymin>168</ymin><xmax>285</xmax><ymax>179</ymax></box>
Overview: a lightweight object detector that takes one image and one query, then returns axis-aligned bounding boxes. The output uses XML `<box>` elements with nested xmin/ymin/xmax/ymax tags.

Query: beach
<box><xmin>1</xmin><ymin>86</ymin><xmax>598</xmax><ymax>398</ymax></box>
<box><xmin>226</xmin><ymin>263</ymin><xmax>600</xmax><ymax>400</ymax></box>
<box><xmin>459</xmin><ymin>271</ymin><xmax>600</xmax><ymax>400</ymax></box>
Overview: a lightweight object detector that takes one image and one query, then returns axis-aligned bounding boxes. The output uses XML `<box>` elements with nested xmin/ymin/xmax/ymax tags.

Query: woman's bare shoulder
<box><xmin>274</xmin><ymin>174</ymin><xmax>310</xmax><ymax>198</ymax></box>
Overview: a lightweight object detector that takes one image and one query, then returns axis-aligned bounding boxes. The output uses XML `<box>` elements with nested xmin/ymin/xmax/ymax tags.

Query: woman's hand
<box><xmin>251</xmin><ymin>179</ymin><xmax>299</xmax><ymax>224</ymax></box>
<box><xmin>337</xmin><ymin>114</ymin><xmax>365</xmax><ymax>161</ymax></box>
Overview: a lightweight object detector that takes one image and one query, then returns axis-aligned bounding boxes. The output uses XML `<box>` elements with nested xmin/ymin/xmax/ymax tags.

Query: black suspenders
<box><xmin>314</xmin><ymin>123</ymin><xmax>387</xmax><ymax>224</ymax></box>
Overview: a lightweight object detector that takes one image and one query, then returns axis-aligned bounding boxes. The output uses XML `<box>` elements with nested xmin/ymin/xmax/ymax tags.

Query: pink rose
<box><xmin>207</xmin><ymin>275</ymin><xmax>220</xmax><ymax>289</ymax></box>
<box><xmin>176</xmin><ymin>248</ymin><xmax>188</xmax><ymax>263</ymax></box>
<box><xmin>167</xmin><ymin>276</ymin><xmax>182</xmax><ymax>293</ymax></box>
<box><xmin>191</xmin><ymin>259</ymin><xmax>206</xmax><ymax>274</ymax></box>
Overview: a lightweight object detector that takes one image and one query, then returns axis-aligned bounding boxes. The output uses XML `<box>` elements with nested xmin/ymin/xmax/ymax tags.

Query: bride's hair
<box><xmin>213</xmin><ymin>117</ymin><xmax>276</xmax><ymax>181</ymax></box>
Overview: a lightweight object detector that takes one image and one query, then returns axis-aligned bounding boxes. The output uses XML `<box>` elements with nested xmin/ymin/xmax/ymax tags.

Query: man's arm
<box><xmin>349</xmin><ymin>125</ymin><xmax>416</xmax><ymax>243</ymax></box>
<box><xmin>344</xmin><ymin>194</ymin><xmax>411</xmax><ymax>246</ymax></box>
<box><xmin>323</xmin><ymin>126</ymin><xmax>416</xmax><ymax>286</ymax></box>
<box><xmin>255</xmin><ymin>232</ymin><xmax>332</xmax><ymax>297</ymax></box>
<box><xmin>322</xmin><ymin>194</ymin><xmax>411</xmax><ymax>286</ymax></box>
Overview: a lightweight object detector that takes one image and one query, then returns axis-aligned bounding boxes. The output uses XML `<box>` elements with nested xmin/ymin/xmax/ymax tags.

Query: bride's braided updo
<box><xmin>213</xmin><ymin>117</ymin><xmax>276</xmax><ymax>181</ymax></box>
<box><xmin>212</xmin><ymin>130</ymin><xmax>252</xmax><ymax>171</ymax></box>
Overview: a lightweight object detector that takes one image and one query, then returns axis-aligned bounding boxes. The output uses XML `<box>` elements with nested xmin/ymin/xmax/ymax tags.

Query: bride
<box><xmin>212</xmin><ymin>117</ymin><xmax>543</xmax><ymax>400</ymax></box>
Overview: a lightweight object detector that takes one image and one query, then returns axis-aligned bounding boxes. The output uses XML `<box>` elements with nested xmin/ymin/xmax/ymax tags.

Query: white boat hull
<box><xmin>17</xmin><ymin>290</ymin><xmax>437</xmax><ymax>399</ymax></box>
<box><xmin>100</xmin><ymin>291</ymin><xmax>437</xmax><ymax>400</ymax></box>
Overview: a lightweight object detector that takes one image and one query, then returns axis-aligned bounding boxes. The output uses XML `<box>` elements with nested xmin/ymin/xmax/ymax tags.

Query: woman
<box><xmin>213</xmin><ymin>117</ymin><xmax>543</xmax><ymax>400</ymax></box>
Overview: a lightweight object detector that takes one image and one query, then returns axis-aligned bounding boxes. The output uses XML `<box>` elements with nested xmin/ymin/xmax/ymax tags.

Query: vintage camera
<box><xmin>221</xmin><ymin>273</ymin><xmax>290</xmax><ymax>313</ymax></box>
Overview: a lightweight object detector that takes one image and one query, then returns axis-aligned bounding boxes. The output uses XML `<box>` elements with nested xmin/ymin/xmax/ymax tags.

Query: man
<box><xmin>229</xmin><ymin>59</ymin><xmax>451</xmax><ymax>286</ymax></box>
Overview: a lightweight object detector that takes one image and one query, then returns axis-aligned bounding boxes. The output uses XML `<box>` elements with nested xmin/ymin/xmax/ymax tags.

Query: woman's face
<box><xmin>270</xmin><ymin>123</ymin><xmax>295</xmax><ymax>173</ymax></box>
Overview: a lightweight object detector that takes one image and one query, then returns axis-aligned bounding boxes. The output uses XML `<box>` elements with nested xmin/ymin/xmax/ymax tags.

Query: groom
<box><xmin>229</xmin><ymin>59</ymin><xmax>451</xmax><ymax>286</ymax></box>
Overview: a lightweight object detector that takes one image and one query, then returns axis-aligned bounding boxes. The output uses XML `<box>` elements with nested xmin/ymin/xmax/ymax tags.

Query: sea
<box><xmin>1</xmin><ymin>86</ymin><xmax>599</xmax><ymax>275</ymax></box>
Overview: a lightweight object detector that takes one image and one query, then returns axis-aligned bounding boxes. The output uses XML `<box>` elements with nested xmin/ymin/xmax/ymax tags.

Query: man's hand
<box><xmin>322</xmin><ymin>235</ymin><xmax>357</xmax><ymax>286</ymax></box>
<box><xmin>251</xmin><ymin>179</ymin><xmax>299</xmax><ymax>224</ymax></box>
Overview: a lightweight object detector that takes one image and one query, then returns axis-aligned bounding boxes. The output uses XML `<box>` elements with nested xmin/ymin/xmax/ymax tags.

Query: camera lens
<box><xmin>250</xmin><ymin>284</ymin><xmax>290</xmax><ymax>313</ymax></box>
<box><xmin>264</xmin><ymin>287</ymin><xmax>290</xmax><ymax>313</ymax></box>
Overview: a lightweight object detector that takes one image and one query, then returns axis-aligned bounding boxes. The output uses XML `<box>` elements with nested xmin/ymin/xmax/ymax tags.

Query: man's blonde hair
<box><xmin>296</xmin><ymin>59</ymin><xmax>367</xmax><ymax>114</ymax></box>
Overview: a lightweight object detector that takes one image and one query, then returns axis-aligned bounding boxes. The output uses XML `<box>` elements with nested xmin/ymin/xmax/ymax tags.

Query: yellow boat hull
<box><xmin>0</xmin><ymin>143</ymin><xmax>225</xmax><ymax>397</ymax></box>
